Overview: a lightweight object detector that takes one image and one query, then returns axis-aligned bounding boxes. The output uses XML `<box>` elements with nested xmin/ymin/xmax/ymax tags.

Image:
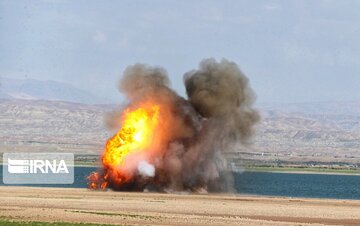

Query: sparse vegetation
<box><xmin>65</xmin><ymin>210</ymin><xmax>159</xmax><ymax>220</ymax></box>
<box><xmin>245</xmin><ymin>166</ymin><xmax>360</xmax><ymax>174</ymax></box>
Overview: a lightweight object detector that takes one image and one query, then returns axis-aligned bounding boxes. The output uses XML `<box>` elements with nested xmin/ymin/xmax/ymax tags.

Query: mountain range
<box><xmin>0</xmin><ymin>78</ymin><xmax>359</xmax><ymax>167</ymax></box>
<box><xmin>0</xmin><ymin>77</ymin><xmax>112</xmax><ymax>104</ymax></box>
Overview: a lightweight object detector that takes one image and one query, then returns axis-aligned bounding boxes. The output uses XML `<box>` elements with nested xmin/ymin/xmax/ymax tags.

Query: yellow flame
<box><xmin>102</xmin><ymin>103</ymin><xmax>160</xmax><ymax>168</ymax></box>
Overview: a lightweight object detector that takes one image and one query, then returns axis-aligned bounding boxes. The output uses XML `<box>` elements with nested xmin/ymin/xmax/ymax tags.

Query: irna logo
<box><xmin>3</xmin><ymin>153</ymin><xmax>74</xmax><ymax>184</ymax></box>
<box><xmin>8</xmin><ymin>159</ymin><xmax>69</xmax><ymax>174</ymax></box>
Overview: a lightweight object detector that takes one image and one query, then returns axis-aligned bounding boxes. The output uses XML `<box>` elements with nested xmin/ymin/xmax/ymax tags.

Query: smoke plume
<box><xmin>184</xmin><ymin>58</ymin><xmax>259</xmax><ymax>141</ymax></box>
<box><xmin>88</xmin><ymin>58</ymin><xmax>259</xmax><ymax>193</ymax></box>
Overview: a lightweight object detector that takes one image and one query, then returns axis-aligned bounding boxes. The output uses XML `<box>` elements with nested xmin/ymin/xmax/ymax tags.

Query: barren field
<box><xmin>0</xmin><ymin>187</ymin><xmax>359</xmax><ymax>225</ymax></box>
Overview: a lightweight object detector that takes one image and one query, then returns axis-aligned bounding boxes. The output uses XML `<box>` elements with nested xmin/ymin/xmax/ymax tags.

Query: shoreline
<box><xmin>245</xmin><ymin>169</ymin><xmax>360</xmax><ymax>176</ymax></box>
<box><xmin>1</xmin><ymin>162</ymin><xmax>359</xmax><ymax>175</ymax></box>
<box><xmin>77</xmin><ymin>164</ymin><xmax>360</xmax><ymax>175</ymax></box>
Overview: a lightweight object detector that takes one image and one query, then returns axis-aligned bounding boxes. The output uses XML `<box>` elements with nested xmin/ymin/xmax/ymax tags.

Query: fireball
<box><xmin>88</xmin><ymin>101</ymin><xmax>161</xmax><ymax>189</ymax></box>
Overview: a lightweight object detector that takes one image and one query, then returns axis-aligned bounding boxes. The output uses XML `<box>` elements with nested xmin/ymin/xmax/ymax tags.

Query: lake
<box><xmin>1</xmin><ymin>166</ymin><xmax>359</xmax><ymax>200</ymax></box>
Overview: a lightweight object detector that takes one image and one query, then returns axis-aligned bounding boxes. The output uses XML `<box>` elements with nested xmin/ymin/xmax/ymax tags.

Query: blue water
<box><xmin>1</xmin><ymin>166</ymin><xmax>359</xmax><ymax>200</ymax></box>
<box><xmin>235</xmin><ymin>171</ymin><xmax>360</xmax><ymax>200</ymax></box>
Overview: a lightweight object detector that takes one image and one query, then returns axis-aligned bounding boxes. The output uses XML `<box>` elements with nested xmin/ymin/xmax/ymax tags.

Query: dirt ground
<box><xmin>0</xmin><ymin>186</ymin><xmax>359</xmax><ymax>226</ymax></box>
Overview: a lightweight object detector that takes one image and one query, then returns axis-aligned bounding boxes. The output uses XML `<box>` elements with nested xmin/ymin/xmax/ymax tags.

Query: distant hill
<box><xmin>0</xmin><ymin>99</ymin><xmax>359</xmax><ymax>167</ymax></box>
<box><xmin>260</xmin><ymin>101</ymin><xmax>360</xmax><ymax>117</ymax></box>
<box><xmin>243</xmin><ymin>101</ymin><xmax>359</xmax><ymax>165</ymax></box>
<box><xmin>0</xmin><ymin>77</ymin><xmax>112</xmax><ymax>104</ymax></box>
<box><xmin>0</xmin><ymin>99</ymin><xmax>114</xmax><ymax>154</ymax></box>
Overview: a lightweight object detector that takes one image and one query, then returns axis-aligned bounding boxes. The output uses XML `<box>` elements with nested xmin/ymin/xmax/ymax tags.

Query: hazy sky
<box><xmin>1</xmin><ymin>0</ymin><xmax>359</xmax><ymax>104</ymax></box>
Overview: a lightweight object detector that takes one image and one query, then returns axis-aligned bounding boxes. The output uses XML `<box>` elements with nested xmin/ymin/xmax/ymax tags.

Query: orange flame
<box><xmin>88</xmin><ymin>101</ymin><xmax>161</xmax><ymax>189</ymax></box>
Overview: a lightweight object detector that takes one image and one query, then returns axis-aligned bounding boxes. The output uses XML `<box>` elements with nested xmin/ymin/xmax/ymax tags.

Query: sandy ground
<box><xmin>0</xmin><ymin>187</ymin><xmax>359</xmax><ymax>226</ymax></box>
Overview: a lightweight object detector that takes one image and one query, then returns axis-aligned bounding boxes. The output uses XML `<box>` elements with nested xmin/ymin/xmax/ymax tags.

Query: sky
<box><xmin>1</xmin><ymin>0</ymin><xmax>360</xmax><ymax>104</ymax></box>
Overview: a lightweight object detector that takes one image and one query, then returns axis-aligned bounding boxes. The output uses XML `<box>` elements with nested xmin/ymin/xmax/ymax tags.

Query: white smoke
<box><xmin>137</xmin><ymin>160</ymin><xmax>155</xmax><ymax>177</ymax></box>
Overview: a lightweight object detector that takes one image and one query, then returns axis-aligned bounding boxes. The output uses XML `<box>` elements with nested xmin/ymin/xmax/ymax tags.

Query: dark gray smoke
<box><xmin>89</xmin><ymin>58</ymin><xmax>259</xmax><ymax>193</ymax></box>
<box><xmin>120</xmin><ymin>63</ymin><xmax>171</xmax><ymax>101</ymax></box>
<box><xmin>184</xmin><ymin>58</ymin><xmax>260</xmax><ymax>142</ymax></box>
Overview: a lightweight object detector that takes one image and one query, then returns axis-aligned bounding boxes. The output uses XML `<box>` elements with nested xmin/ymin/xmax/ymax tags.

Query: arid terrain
<box><xmin>0</xmin><ymin>186</ymin><xmax>359</xmax><ymax>225</ymax></box>
<box><xmin>1</xmin><ymin>99</ymin><xmax>359</xmax><ymax>168</ymax></box>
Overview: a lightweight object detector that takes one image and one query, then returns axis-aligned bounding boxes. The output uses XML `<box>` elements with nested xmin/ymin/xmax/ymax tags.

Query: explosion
<box><xmin>88</xmin><ymin>58</ymin><xmax>259</xmax><ymax>192</ymax></box>
<box><xmin>103</xmin><ymin>103</ymin><xmax>160</xmax><ymax>170</ymax></box>
<box><xmin>88</xmin><ymin>102</ymin><xmax>160</xmax><ymax>189</ymax></box>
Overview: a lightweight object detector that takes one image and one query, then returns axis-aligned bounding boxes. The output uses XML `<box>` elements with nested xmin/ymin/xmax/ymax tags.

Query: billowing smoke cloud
<box><xmin>88</xmin><ymin>58</ymin><xmax>259</xmax><ymax>193</ymax></box>
<box><xmin>184</xmin><ymin>58</ymin><xmax>260</xmax><ymax>143</ymax></box>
